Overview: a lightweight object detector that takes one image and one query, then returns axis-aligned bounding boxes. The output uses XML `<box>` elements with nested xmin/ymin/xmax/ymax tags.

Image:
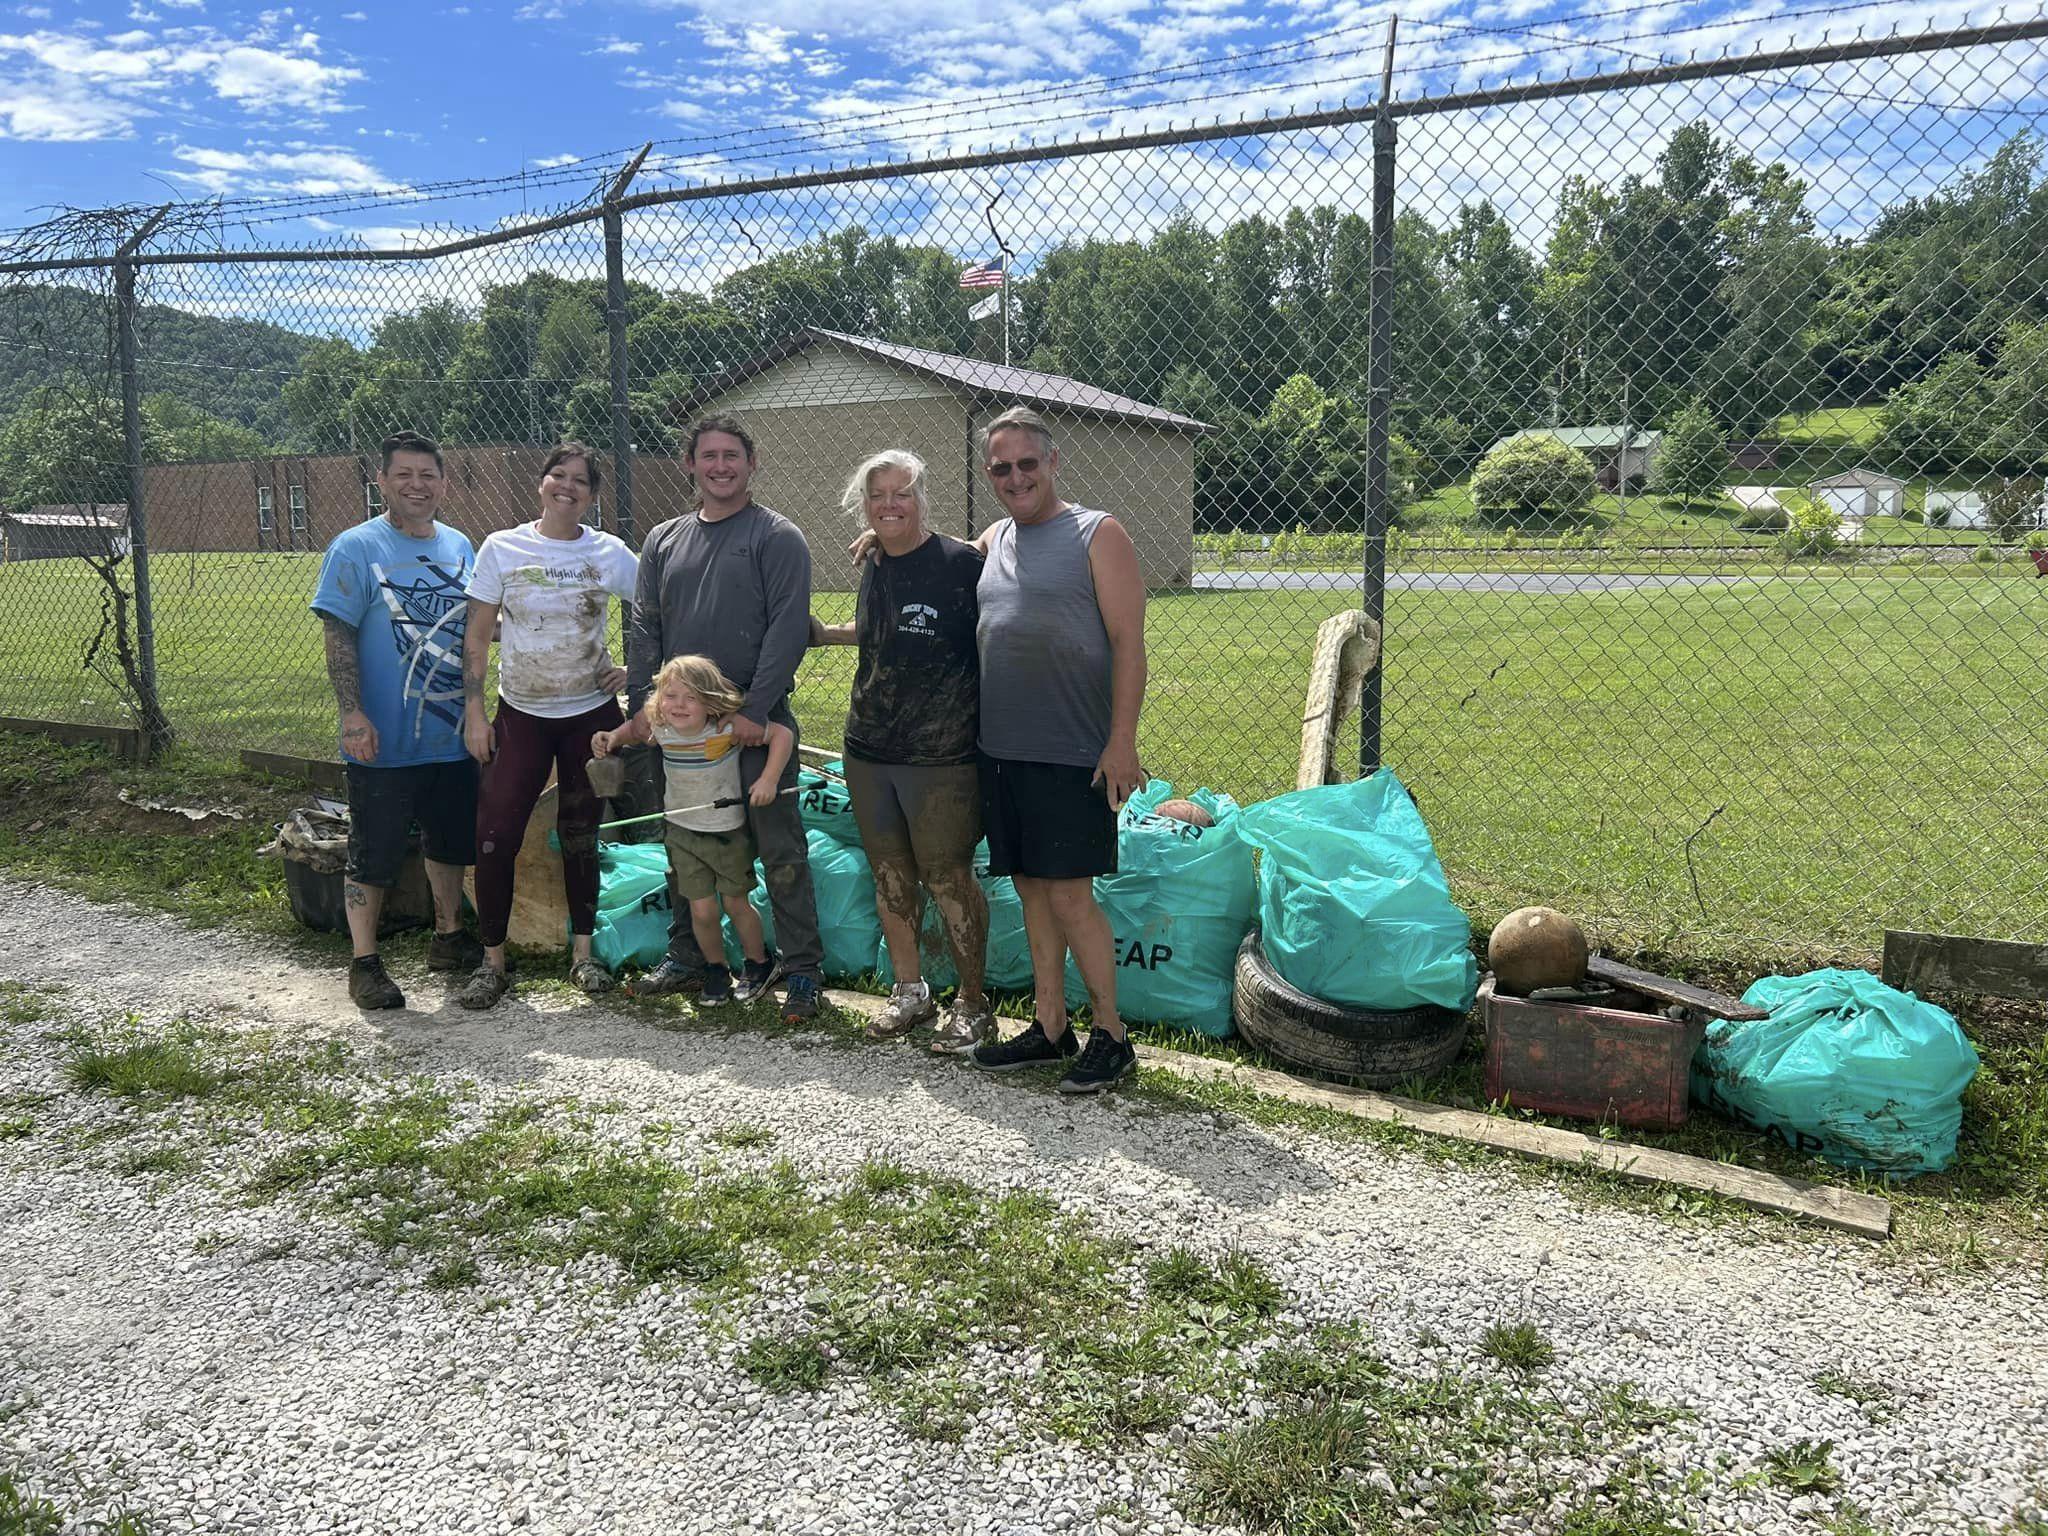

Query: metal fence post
<box><xmin>114</xmin><ymin>205</ymin><xmax>172</xmax><ymax>756</ymax></box>
<box><xmin>603</xmin><ymin>144</ymin><xmax>653</xmax><ymax>546</ymax></box>
<box><xmin>1359</xmin><ymin>21</ymin><xmax>1398</xmax><ymax>778</ymax></box>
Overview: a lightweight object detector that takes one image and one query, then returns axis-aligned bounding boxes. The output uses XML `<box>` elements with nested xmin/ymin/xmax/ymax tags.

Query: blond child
<box><xmin>592</xmin><ymin>655</ymin><xmax>792</xmax><ymax>1005</ymax></box>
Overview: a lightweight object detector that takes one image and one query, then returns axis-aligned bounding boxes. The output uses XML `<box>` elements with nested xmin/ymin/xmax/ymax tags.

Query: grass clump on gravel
<box><xmin>0</xmin><ymin>1468</ymin><xmax>149</xmax><ymax>1535</ymax></box>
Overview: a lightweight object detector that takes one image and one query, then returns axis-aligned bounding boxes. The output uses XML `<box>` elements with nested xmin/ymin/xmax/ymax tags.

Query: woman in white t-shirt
<box><xmin>457</xmin><ymin>442</ymin><xmax>639</xmax><ymax>1008</ymax></box>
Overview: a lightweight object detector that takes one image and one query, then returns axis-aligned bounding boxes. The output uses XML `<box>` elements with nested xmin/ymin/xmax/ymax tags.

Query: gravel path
<box><xmin>3</xmin><ymin>877</ymin><xmax>2046</xmax><ymax>1536</ymax></box>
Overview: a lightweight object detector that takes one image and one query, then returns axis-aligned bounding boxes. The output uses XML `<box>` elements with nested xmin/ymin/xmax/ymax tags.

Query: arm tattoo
<box><xmin>322</xmin><ymin>615</ymin><xmax>363</xmax><ymax>714</ymax></box>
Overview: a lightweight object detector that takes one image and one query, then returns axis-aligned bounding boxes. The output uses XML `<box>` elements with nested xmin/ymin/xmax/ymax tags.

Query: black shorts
<box><xmin>978</xmin><ymin>753</ymin><xmax>1117</xmax><ymax>881</ymax></box>
<box><xmin>345</xmin><ymin>758</ymin><xmax>478</xmax><ymax>887</ymax></box>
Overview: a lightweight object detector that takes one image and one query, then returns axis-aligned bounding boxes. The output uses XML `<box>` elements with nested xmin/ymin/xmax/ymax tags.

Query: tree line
<box><xmin>5</xmin><ymin>123</ymin><xmax>2045</xmax><ymax>528</ymax></box>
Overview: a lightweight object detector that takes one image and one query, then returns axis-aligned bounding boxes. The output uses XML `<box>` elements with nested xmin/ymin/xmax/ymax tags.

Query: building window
<box><xmin>364</xmin><ymin>482</ymin><xmax>383</xmax><ymax>520</ymax></box>
<box><xmin>288</xmin><ymin>484</ymin><xmax>308</xmax><ymax>536</ymax></box>
<box><xmin>257</xmin><ymin>486</ymin><xmax>274</xmax><ymax>534</ymax></box>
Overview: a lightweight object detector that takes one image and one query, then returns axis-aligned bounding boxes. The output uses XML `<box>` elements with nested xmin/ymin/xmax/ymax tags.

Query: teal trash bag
<box><xmin>1059</xmin><ymin>780</ymin><xmax>1254</xmax><ymax>1037</ymax></box>
<box><xmin>1689</xmin><ymin>968</ymin><xmax>1979</xmax><ymax>1178</ymax></box>
<box><xmin>589</xmin><ymin>842</ymin><xmax>676</xmax><ymax>972</ymax></box>
<box><xmin>872</xmin><ymin>840</ymin><xmax>1034</xmax><ymax>994</ymax></box>
<box><xmin>796</xmin><ymin>760</ymin><xmax>861</xmax><ymax>846</ymax></box>
<box><xmin>1234</xmin><ymin>771</ymin><xmax>1477</xmax><ymax>1014</ymax></box>
<box><xmin>725</xmin><ymin>829</ymin><xmax>883</xmax><ymax>984</ymax></box>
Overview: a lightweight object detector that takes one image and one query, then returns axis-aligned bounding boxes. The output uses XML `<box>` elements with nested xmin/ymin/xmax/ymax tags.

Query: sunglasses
<box><xmin>985</xmin><ymin>456</ymin><xmax>1041</xmax><ymax>479</ymax></box>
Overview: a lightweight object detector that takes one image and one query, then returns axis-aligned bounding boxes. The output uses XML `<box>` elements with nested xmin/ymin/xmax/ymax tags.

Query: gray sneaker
<box><xmin>458</xmin><ymin>963</ymin><xmax>512</xmax><ymax>1010</ymax></box>
<box><xmin>929</xmin><ymin>1003</ymin><xmax>997</xmax><ymax>1056</ymax></box>
<box><xmin>865</xmin><ymin>980</ymin><xmax>938</xmax><ymax>1040</ymax></box>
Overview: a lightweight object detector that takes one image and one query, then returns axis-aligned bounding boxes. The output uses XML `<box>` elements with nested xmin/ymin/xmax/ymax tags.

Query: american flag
<box><xmin>958</xmin><ymin>257</ymin><xmax>1005</xmax><ymax>291</ymax></box>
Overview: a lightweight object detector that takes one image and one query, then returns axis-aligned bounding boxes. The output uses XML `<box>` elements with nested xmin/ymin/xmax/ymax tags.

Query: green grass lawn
<box><xmin>4</xmin><ymin>550</ymin><xmax>2047</xmax><ymax>964</ymax></box>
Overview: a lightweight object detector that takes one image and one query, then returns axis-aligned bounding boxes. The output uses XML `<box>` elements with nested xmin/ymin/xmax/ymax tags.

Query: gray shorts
<box><xmin>664</xmin><ymin>822</ymin><xmax>757</xmax><ymax>901</ymax></box>
<box><xmin>841</xmin><ymin>757</ymin><xmax>981</xmax><ymax>876</ymax></box>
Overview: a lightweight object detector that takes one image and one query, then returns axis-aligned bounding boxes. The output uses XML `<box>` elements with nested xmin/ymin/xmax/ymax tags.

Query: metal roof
<box><xmin>1488</xmin><ymin>426</ymin><xmax>1664</xmax><ymax>453</ymax></box>
<box><xmin>1808</xmin><ymin>468</ymin><xmax>1906</xmax><ymax>490</ymax></box>
<box><xmin>679</xmin><ymin>328</ymin><xmax>1211</xmax><ymax>434</ymax></box>
<box><xmin>9</xmin><ymin>505</ymin><xmax>129</xmax><ymax>527</ymax></box>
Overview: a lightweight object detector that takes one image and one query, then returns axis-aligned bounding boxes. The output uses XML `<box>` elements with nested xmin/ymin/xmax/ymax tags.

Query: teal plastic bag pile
<box><xmin>589</xmin><ymin>842</ymin><xmax>676</xmax><ymax>971</ymax></box>
<box><xmin>1690</xmin><ymin>968</ymin><xmax>1979</xmax><ymax>1178</ymax></box>
<box><xmin>796</xmin><ymin>760</ymin><xmax>862</xmax><ymax>845</ymax></box>
<box><xmin>726</xmin><ymin>829</ymin><xmax>885</xmax><ymax>984</ymax></box>
<box><xmin>871</xmin><ymin>846</ymin><xmax>1037</xmax><ymax>994</ymax></box>
<box><xmin>1058</xmin><ymin>780</ymin><xmax>1255</xmax><ymax>1037</ymax></box>
<box><xmin>1234</xmin><ymin>771</ymin><xmax>1477</xmax><ymax>1013</ymax></box>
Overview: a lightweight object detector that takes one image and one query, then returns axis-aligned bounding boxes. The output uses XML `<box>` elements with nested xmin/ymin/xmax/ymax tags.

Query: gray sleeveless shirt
<box><xmin>976</xmin><ymin>506</ymin><xmax>1113</xmax><ymax>767</ymax></box>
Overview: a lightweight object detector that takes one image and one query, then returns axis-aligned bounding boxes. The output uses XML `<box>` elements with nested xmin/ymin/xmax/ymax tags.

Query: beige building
<box><xmin>678</xmin><ymin>329</ymin><xmax>1207</xmax><ymax>590</ymax></box>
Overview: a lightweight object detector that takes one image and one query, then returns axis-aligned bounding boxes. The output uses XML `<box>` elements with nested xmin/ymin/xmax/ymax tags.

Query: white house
<box><xmin>1808</xmin><ymin>469</ymin><xmax>1905</xmax><ymax>526</ymax></box>
<box><xmin>1924</xmin><ymin>490</ymin><xmax>1988</xmax><ymax>530</ymax></box>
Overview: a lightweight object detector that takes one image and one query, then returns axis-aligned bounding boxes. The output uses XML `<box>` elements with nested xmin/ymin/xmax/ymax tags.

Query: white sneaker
<box><xmin>865</xmin><ymin>980</ymin><xmax>938</xmax><ymax>1039</ymax></box>
<box><xmin>929</xmin><ymin>1003</ymin><xmax>997</xmax><ymax>1056</ymax></box>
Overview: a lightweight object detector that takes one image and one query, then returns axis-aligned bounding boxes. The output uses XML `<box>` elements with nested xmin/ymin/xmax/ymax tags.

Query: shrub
<box><xmin>1972</xmin><ymin>543</ymin><xmax>2003</xmax><ymax>564</ymax></box>
<box><xmin>1470</xmin><ymin>434</ymin><xmax>1598</xmax><ymax>524</ymax></box>
<box><xmin>1774</xmin><ymin>491</ymin><xmax>1841</xmax><ymax>558</ymax></box>
<box><xmin>1732</xmin><ymin>501</ymin><xmax>1789</xmax><ymax>533</ymax></box>
<box><xmin>2025</xmin><ymin>530</ymin><xmax>2048</xmax><ymax>551</ymax></box>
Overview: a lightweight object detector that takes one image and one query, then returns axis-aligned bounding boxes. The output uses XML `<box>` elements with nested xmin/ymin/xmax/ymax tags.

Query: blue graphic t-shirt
<box><xmin>310</xmin><ymin>518</ymin><xmax>474</xmax><ymax>767</ymax></box>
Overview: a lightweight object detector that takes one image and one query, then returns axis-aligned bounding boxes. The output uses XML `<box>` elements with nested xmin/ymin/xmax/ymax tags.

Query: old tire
<box><xmin>1232</xmin><ymin>931</ymin><xmax>1469</xmax><ymax>1087</ymax></box>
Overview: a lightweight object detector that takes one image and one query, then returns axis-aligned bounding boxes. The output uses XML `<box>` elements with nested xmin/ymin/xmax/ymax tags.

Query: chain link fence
<box><xmin>3</xmin><ymin>20</ymin><xmax>2046</xmax><ymax>963</ymax></box>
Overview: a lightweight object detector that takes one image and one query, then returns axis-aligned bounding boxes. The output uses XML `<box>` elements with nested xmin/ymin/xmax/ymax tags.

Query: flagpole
<box><xmin>1000</xmin><ymin>252</ymin><xmax>1011</xmax><ymax>366</ymax></box>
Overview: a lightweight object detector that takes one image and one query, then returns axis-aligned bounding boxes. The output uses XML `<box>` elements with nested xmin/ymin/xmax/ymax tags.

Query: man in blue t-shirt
<box><xmin>310</xmin><ymin>430</ymin><xmax>484</xmax><ymax>1009</ymax></box>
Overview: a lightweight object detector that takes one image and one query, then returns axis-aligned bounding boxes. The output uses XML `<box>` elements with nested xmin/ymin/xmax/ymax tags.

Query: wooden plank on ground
<box><xmin>0</xmin><ymin>715</ymin><xmax>146</xmax><ymax>762</ymax></box>
<box><xmin>1586</xmin><ymin>955</ymin><xmax>1768</xmax><ymax>1020</ymax></box>
<box><xmin>1883</xmin><ymin>928</ymin><xmax>2048</xmax><ymax>1004</ymax></box>
<box><xmin>240</xmin><ymin>749</ymin><xmax>348</xmax><ymax>792</ymax></box>
<box><xmin>816</xmin><ymin>984</ymin><xmax>1890</xmax><ymax>1242</ymax></box>
<box><xmin>1134</xmin><ymin>1045</ymin><xmax>1892</xmax><ymax>1242</ymax></box>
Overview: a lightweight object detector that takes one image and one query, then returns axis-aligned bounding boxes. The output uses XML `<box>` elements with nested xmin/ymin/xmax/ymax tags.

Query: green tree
<box><xmin>1650</xmin><ymin>401</ymin><xmax>1728</xmax><ymax>511</ymax></box>
<box><xmin>281</xmin><ymin>336</ymin><xmax>368</xmax><ymax>453</ymax></box>
<box><xmin>1470</xmin><ymin>433</ymin><xmax>1598</xmax><ymax>524</ymax></box>
<box><xmin>143</xmin><ymin>394</ymin><xmax>269</xmax><ymax>462</ymax></box>
<box><xmin>0</xmin><ymin>384</ymin><xmax>167</xmax><ymax>514</ymax></box>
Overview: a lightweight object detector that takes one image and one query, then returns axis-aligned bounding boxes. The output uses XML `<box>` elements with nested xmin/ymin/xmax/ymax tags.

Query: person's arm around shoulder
<box><xmin>311</xmin><ymin>529</ymin><xmax>377</xmax><ymax>763</ymax></box>
<box><xmin>1088</xmin><ymin>515</ymin><xmax>1148</xmax><ymax>809</ymax></box>
<box><xmin>597</xmin><ymin>535</ymin><xmax>639</xmax><ymax>695</ymax></box>
<box><xmin>625</xmin><ymin>524</ymin><xmax>667</xmax><ymax>717</ymax></box>
<box><xmin>750</xmin><ymin>721</ymin><xmax>796</xmax><ymax>806</ymax></box>
<box><xmin>809</xmin><ymin>615</ymin><xmax>856</xmax><ymax>646</ymax></box>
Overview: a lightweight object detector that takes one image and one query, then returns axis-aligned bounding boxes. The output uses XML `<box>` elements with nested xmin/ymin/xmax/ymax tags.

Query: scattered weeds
<box><xmin>1761</xmin><ymin>1437</ymin><xmax>1842</xmax><ymax>1496</ymax></box>
<box><xmin>1813</xmin><ymin>1368</ymin><xmax>1894</xmax><ymax>1417</ymax></box>
<box><xmin>1478</xmin><ymin>1319</ymin><xmax>1557</xmax><ymax>1373</ymax></box>
<box><xmin>424</xmin><ymin>1252</ymin><xmax>480</xmax><ymax>1291</ymax></box>
<box><xmin>0</xmin><ymin>1116</ymin><xmax>30</xmax><ymax>1141</ymax></box>
<box><xmin>712</xmin><ymin>1123</ymin><xmax>776</xmax><ymax>1150</ymax></box>
<box><xmin>738</xmin><ymin>1333</ymin><xmax>829</xmax><ymax>1393</ymax></box>
<box><xmin>117</xmin><ymin>1145</ymin><xmax>193</xmax><ymax>1178</ymax></box>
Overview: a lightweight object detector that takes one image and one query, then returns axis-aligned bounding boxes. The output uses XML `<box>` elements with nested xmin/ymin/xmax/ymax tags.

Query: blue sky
<box><xmin>1</xmin><ymin>0</ymin><xmax>2042</xmax><ymax>259</ymax></box>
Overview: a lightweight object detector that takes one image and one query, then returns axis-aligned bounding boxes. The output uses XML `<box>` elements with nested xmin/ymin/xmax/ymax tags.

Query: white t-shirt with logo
<box><xmin>467</xmin><ymin>522</ymin><xmax>638</xmax><ymax>719</ymax></box>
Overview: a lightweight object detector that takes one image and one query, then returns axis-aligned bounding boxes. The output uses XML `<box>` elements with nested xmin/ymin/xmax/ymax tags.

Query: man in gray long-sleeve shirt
<box><xmin>625</xmin><ymin>413</ymin><xmax>827</xmax><ymax>1019</ymax></box>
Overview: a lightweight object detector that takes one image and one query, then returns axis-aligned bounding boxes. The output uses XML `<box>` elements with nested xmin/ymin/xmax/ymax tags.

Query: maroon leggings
<box><xmin>474</xmin><ymin>696</ymin><xmax>624</xmax><ymax>947</ymax></box>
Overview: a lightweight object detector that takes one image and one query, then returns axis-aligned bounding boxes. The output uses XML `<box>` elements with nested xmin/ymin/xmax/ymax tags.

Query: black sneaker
<box><xmin>780</xmin><ymin>973</ymin><xmax>822</xmax><ymax>1022</ymax></box>
<box><xmin>733</xmin><ymin>954</ymin><xmax>782</xmax><ymax>1005</ymax></box>
<box><xmin>700</xmin><ymin>964</ymin><xmax>733</xmax><ymax>1007</ymax></box>
<box><xmin>1058</xmin><ymin>1029</ymin><xmax>1137</xmax><ymax>1095</ymax></box>
<box><xmin>970</xmin><ymin>1018</ymin><xmax>1079</xmax><ymax>1073</ymax></box>
<box><xmin>628</xmin><ymin>958</ymin><xmax>701</xmax><ymax>998</ymax></box>
<box><xmin>347</xmin><ymin>954</ymin><xmax>404</xmax><ymax>1011</ymax></box>
<box><xmin>426</xmin><ymin>928</ymin><xmax>484</xmax><ymax>973</ymax></box>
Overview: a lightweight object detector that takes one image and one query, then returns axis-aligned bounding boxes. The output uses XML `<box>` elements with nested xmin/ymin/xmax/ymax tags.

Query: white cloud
<box><xmin>0</xmin><ymin>22</ymin><xmax>362</xmax><ymax>141</ymax></box>
<box><xmin>339</xmin><ymin>9</ymin><xmax>366</xmax><ymax>18</ymax></box>
<box><xmin>593</xmin><ymin>38</ymin><xmax>640</xmax><ymax>54</ymax></box>
<box><xmin>534</xmin><ymin>151</ymin><xmax>581</xmax><ymax>166</ymax></box>
<box><xmin>165</xmin><ymin>142</ymin><xmax>405</xmax><ymax>195</ymax></box>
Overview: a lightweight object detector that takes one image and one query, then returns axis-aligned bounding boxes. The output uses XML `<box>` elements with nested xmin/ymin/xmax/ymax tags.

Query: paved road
<box><xmin>1192</xmin><ymin>569</ymin><xmax>1754</xmax><ymax>594</ymax></box>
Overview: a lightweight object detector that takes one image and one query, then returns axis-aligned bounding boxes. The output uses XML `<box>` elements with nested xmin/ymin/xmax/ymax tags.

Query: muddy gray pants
<box><xmin>661</xmin><ymin>731</ymin><xmax>823</xmax><ymax>980</ymax></box>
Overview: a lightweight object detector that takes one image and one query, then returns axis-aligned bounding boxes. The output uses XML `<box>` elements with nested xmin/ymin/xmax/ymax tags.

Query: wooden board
<box><xmin>814</xmin><ymin>985</ymin><xmax>1890</xmax><ymax>1241</ymax></box>
<box><xmin>1136</xmin><ymin>1047</ymin><xmax>1890</xmax><ymax>1241</ymax></box>
<box><xmin>1</xmin><ymin>714</ymin><xmax>147</xmax><ymax>763</ymax></box>
<box><xmin>239</xmin><ymin>749</ymin><xmax>348</xmax><ymax>792</ymax></box>
<box><xmin>1586</xmin><ymin>955</ymin><xmax>1768</xmax><ymax>1020</ymax></box>
<box><xmin>1883</xmin><ymin>928</ymin><xmax>2048</xmax><ymax>1004</ymax></box>
<box><xmin>1296</xmin><ymin>610</ymin><xmax>1381</xmax><ymax>790</ymax></box>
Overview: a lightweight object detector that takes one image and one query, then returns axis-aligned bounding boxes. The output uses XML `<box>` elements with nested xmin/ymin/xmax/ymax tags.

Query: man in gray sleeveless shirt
<box><xmin>968</xmin><ymin>406</ymin><xmax>1149</xmax><ymax>1094</ymax></box>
